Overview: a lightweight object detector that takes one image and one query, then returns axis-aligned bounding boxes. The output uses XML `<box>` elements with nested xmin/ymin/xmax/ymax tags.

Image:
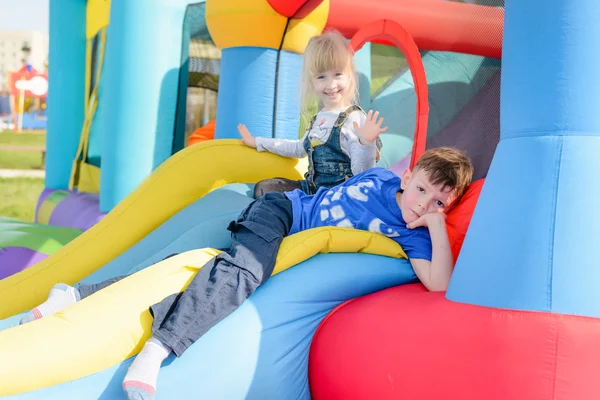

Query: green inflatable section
<box><xmin>0</xmin><ymin>217</ymin><xmax>82</xmax><ymax>256</ymax></box>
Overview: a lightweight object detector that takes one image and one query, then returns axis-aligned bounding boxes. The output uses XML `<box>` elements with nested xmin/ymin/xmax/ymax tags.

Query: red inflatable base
<box><xmin>309</xmin><ymin>284</ymin><xmax>600</xmax><ymax>400</ymax></box>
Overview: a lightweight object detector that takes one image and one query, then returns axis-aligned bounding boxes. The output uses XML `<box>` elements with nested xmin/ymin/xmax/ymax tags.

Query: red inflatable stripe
<box><xmin>310</xmin><ymin>284</ymin><xmax>600</xmax><ymax>399</ymax></box>
<box><xmin>349</xmin><ymin>19</ymin><xmax>428</xmax><ymax>168</ymax></box>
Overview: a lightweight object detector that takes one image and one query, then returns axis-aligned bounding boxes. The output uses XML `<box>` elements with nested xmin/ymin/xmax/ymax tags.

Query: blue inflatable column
<box><xmin>274</xmin><ymin>51</ymin><xmax>302</xmax><ymax>140</ymax></box>
<box><xmin>99</xmin><ymin>0</ymin><xmax>194</xmax><ymax>212</ymax></box>
<box><xmin>45</xmin><ymin>0</ymin><xmax>86</xmax><ymax>189</ymax></box>
<box><xmin>447</xmin><ymin>0</ymin><xmax>600</xmax><ymax>318</ymax></box>
<box><xmin>214</xmin><ymin>48</ymin><xmax>276</xmax><ymax>140</ymax></box>
<box><xmin>214</xmin><ymin>47</ymin><xmax>301</xmax><ymax>141</ymax></box>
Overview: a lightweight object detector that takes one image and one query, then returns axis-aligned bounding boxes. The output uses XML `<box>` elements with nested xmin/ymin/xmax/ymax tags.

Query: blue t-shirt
<box><xmin>286</xmin><ymin>168</ymin><xmax>432</xmax><ymax>261</ymax></box>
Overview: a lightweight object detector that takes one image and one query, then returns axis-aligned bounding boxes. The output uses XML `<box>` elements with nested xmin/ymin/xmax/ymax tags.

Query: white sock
<box><xmin>20</xmin><ymin>283</ymin><xmax>80</xmax><ymax>324</ymax></box>
<box><xmin>122</xmin><ymin>337</ymin><xmax>171</xmax><ymax>400</ymax></box>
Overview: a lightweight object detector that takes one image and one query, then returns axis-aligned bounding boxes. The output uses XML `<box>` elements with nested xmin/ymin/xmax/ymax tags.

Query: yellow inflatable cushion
<box><xmin>206</xmin><ymin>0</ymin><xmax>330</xmax><ymax>54</ymax></box>
<box><xmin>0</xmin><ymin>228</ymin><xmax>406</xmax><ymax>395</ymax></box>
<box><xmin>282</xmin><ymin>0</ymin><xmax>329</xmax><ymax>54</ymax></box>
<box><xmin>0</xmin><ymin>140</ymin><xmax>307</xmax><ymax>319</ymax></box>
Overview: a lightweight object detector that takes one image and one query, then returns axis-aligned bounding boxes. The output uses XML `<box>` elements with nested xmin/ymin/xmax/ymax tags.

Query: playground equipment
<box><xmin>8</xmin><ymin>0</ymin><xmax>598</xmax><ymax>399</ymax></box>
<box><xmin>5</xmin><ymin>64</ymin><xmax>48</xmax><ymax>131</ymax></box>
<box><xmin>0</xmin><ymin>0</ymin><xmax>501</xmax><ymax>275</ymax></box>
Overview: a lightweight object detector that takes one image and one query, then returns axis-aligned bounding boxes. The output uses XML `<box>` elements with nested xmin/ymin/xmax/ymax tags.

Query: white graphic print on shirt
<box><xmin>317</xmin><ymin>180</ymin><xmax>401</xmax><ymax>238</ymax></box>
<box><xmin>310</xmin><ymin>119</ymin><xmax>329</xmax><ymax>146</ymax></box>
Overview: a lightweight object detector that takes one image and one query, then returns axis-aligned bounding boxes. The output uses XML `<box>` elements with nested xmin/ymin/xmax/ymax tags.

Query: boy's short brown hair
<box><xmin>413</xmin><ymin>147</ymin><xmax>474</xmax><ymax>198</ymax></box>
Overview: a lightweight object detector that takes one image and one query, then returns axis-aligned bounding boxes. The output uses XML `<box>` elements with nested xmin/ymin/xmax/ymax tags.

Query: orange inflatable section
<box><xmin>187</xmin><ymin>120</ymin><xmax>216</xmax><ymax>146</ymax></box>
<box><xmin>328</xmin><ymin>0</ymin><xmax>503</xmax><ymax>58</ymax></box>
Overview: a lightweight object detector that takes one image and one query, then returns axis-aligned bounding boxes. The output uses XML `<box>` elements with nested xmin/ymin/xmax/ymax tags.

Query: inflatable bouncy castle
<box><xmin>2</xmin><ymin>0</ymin><xmax>599</xmax><ymax>399</ymax></box>
<box><xmin>0</xmin><ymin>0</ymin><xmax>501</xmax><ymax>274</ymax></box>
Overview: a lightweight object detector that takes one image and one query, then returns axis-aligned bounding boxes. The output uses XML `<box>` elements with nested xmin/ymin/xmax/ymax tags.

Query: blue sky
<box><xmin>0</xmin><ymin>0</ymin><xmax>49</xmax><ymax>33</ymax></box>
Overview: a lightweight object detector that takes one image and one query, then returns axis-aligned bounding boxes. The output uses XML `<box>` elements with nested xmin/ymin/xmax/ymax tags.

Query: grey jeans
<box><xmin>78</xmin><ymin>192</ymin><xmax>294</xmax><ymax>356</ymax></box>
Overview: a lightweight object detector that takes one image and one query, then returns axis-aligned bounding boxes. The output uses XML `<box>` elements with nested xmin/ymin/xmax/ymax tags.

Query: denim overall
<box><xmin>252</xmin><ymin>105</ymin><xmax>383</xmax><ymax>198</ymax></box>
<box><xmin>301</xmin><ymin>105</ymin><xmax>376</xmax><ymax>195</ymax></box>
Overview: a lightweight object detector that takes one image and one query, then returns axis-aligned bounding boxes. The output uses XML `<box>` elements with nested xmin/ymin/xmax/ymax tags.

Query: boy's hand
<box><xmin>408</xmin><ymin>211</ymin><xmax>452</xmax><ymax>291</ymax></box>
<box><xmin>237</xmin><ymin>124</ymin><xmax>257</xmax><ymax>148</ymax></box>
<box><xmin>353</xmin><ymin>110</ymin><xmax>388</xmax><ymax>145</ymax></box>
<box><xmin>407</xmin><ymin>211</ymin><xmax>446</xmax><ymax>230</ymax></box>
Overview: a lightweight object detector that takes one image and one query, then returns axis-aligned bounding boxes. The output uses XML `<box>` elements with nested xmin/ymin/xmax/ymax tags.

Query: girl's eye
<box><xmin>335</xmin><ymin>72</ymin><xmax>343</xmax><ymax>77</ymax></box>
<box><xmin>417</xmin><ymin>186</ymin><xmax>425</xmax><ymax>193</ymax></box>
<box><xmin>436</xmin><ymin>200</ymin><xmax>445</xmax><ymax>208</ymax></box>
<box><xmin>317</xmin><ymin>76</ymin><xmax>325</xmax><ymax>80</ymax></box>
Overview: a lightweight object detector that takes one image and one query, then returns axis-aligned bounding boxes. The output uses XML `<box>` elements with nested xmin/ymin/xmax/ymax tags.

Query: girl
<box><xmin>238</xmin><ymin>29</ymin><xmax>388</xmax><ymax>198</ymax></box>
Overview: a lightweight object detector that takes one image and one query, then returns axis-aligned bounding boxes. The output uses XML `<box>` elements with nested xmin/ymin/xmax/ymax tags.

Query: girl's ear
<box><xmin>401</xmin><ymin>168</ymin><xmax>412</xmax><ymax>190</ymax></box>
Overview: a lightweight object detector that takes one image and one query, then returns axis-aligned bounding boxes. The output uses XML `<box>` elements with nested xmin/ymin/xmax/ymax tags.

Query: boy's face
<box><xmin>398</xmin><ymin>168</ymin><xmax>457</xmax><ymax>224</ymax></box>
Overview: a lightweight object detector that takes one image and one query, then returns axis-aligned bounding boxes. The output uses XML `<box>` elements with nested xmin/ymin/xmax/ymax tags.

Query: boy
<box><xmin>21</xmin><ymin>147</ymin><xmax>473</xmax><ymax>400</ymax></box>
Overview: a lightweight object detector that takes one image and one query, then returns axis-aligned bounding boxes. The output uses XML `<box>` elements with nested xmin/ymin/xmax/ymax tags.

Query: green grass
<box><xmin>0</xmin><ymin>130</ymin><xmax>46</xmax><ymax>169</ymax></box>
<box><xmin>0</xmin><ymin>177</ymin><xmax>45</xmax><ymax>222</ymax></box>
<box><xmin>0</xmin><ymin>130</ymin><xmax>47</xmax><ymax>222</ymax></box>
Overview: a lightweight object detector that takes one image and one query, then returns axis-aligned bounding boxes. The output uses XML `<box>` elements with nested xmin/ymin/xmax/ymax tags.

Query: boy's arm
<box><xmin>407</xmin><ymin>213</ymin><xmax>454</xmax><ymax>291</ymax></box>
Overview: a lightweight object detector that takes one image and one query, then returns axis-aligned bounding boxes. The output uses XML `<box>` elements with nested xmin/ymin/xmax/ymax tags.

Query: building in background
<box><xmin>0</xmin><ymin>30</ymin><xmax>48</xmax><ymax>92</ymax></box>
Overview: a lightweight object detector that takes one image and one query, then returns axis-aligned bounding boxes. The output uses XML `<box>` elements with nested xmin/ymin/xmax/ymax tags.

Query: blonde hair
<box><xmin>414</xmin><ymin>147</ymin><xmax>474</xmax><ymax>198</ymax></box>
<box><xmin>299</xmin><ymin>30</ymin><xmax>358</xmax><ymax>119</ymax></box>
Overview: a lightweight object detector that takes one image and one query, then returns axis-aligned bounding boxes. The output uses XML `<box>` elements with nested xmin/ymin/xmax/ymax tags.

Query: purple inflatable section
<box><xmin>36</xmin><ymin>188</ymin><xmax>107</xmax><ymax>231</ymax></box>
<box><xmin>0</xmin><ymin>190</ymin><xmax>107</xmax><ymax>279</ymax></box>
<box><xmin>426</xmin><ymin>71</ymin><xmax>500</xmax><ymax>181</ymax></box>
<box><xmin>389</xmin><ymin>154</ymin><xmax>410</xmax><ymax>177</ymax></box>
<box><xmin>0</xmin><ymin>247</ymin><xmax>49</xmax><ymax>279</ymax></box>
<box><xmin>36</xmin><ymin>188</ymin><xmax>54</xmax><ymax>210</ymax></box>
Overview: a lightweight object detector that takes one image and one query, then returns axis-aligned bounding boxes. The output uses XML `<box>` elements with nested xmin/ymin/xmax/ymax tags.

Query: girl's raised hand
<box><xmin>237</xmin><ymin>124</ymin><xmax>257</xmax><ymax>148</ymax></box>
<box><xmin>353</xmin><ymin>110</ymin><xmax>388</xmax><ymax>145</ymax></box>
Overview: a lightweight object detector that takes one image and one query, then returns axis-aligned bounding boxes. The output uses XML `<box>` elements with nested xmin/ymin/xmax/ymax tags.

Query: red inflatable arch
<box><xmin>349</xmin><ymin>19</ymin><xmax>428</xmax><ymax>168</ymax></box>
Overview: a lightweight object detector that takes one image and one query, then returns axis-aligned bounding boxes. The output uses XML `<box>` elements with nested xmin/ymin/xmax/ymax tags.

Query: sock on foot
<box><xmin>20</xmin><ymin>283</ymin><xmax>81</xmax><ymax>325</ymax></box>
<box><xmin>122</xmin><ymin>337</ymin><xmax>171</xmax><ymax>400</ymax></box>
